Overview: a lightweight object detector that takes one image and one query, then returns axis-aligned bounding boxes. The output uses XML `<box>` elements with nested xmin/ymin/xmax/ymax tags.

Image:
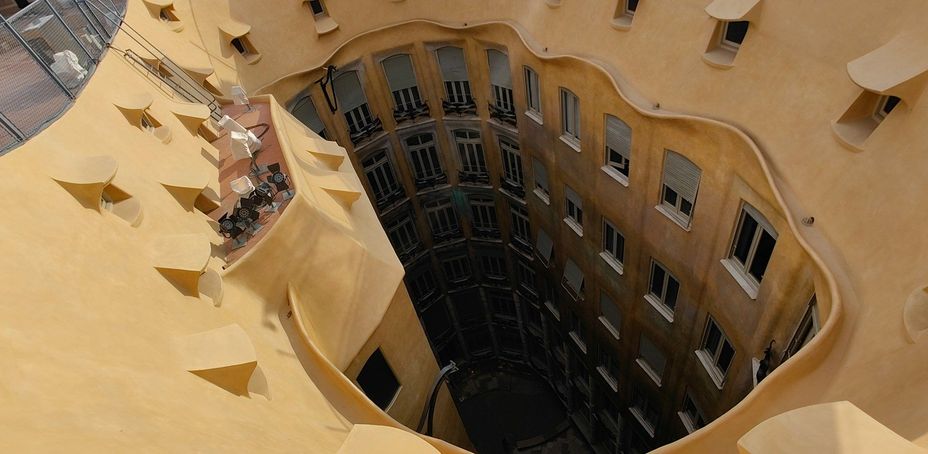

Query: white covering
<box><xmin>218</xmin><ymin>115</ymin><xmax>247</xmax><ymax>133</ymax></box>
<box><xmin>230</xmin><ymin>130</ymin><xmax>261</xmax><ymax>162</ymax></box>
<box><xmin>230</xmin><ymin>175</ymin><xmax>255</xmax><ymax>196</ymax></box>
<box><xmin>50</xmin><ymin>50</ymin><xmax>87</xmax><ymax>86</ymax></box>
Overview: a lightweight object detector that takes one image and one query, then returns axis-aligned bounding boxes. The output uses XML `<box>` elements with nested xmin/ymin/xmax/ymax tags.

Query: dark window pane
<box><xmin>717</xmin><ymin>341</ymin><xmax>735</xmax><ymax>373</ymax></box>
<box><xmin>627</xmin><ymin>0</ymin><xmax>639</xmax><ymax>12</ymax></box>
<box><xmin>650</xmin><ymin>265</ymin><xmax>665</xmax><ymax>296</ymax></box>
<box><xmin>704</xmin><ymin>323</ymin><xmax>721</xmax><ymax>353</ymax></box>
<box><xmin>356</xmin><ymin>349</ymin><xmax>400</xmax><ymax>409</ymax></box>
<box><xmin>665</xmin><ymin>277</ymin><xmax>679</xmax><ymax>309</ymax></box>
<box><xmin>680</xmin><ymin>198</ymin><xmax>693</xmax><ymax>216</ymax></box>
<box><xmin>733</xmin><ymin>214</ymin><xmax>758</xmax><ymax>264</ymax></box>
<box><xmin>663</xmin><ymin>186</ymin><xmax>678</xmax><ymax>206</ymax></box>
<box><xmin>749</xmin><ymin>230</ymin><xmax>776</xmax><ymax>281</ymax></box>
<box><xmin>883</xmin><ymin>96</ymin><xmax>901</xmax><ymax>115</ymax></box>
<box><xmin>725</xmin><ymin>21</ymin><xmax>749</xmax><ymax>45</ymax></box>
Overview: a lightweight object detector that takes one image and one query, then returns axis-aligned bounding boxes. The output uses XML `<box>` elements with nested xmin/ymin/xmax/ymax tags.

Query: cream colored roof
<box><xmin>219</xmin><ymin>20</ymin><xmax>251</xmax><ymax>38</ymax></box>
<box><xmin>847</xmin><ymin>31</ymin><xmax>928</xmax><ymax>96</ymax></box>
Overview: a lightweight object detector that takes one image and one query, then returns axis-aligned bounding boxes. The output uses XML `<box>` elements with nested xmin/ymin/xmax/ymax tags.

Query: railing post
<box><xmin>73</xmin><ymin>0</ymin><xmax>106</xmax><ymax>41</ymax></box>
<box><xmin>0</xmin><ymin>15</ymin><xmax>75</xmax><ymax>99</ymax></box>
<box><xmin>46</xmin><ymin>0</ymin><xmax>96</xmax><ymax>63</ymax></box>
<box><xmin>0</xmin><ymin>112</ymin><xmax>25</xmax><ymax>141</ymax></box>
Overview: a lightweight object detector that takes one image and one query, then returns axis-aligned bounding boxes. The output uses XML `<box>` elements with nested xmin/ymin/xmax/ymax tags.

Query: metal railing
<box><xmin>0</xmin><ymin>0</ymin><xmax>126</xmax><ymax>155</ymax></box>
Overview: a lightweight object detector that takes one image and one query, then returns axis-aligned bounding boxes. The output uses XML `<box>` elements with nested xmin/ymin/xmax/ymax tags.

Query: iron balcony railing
<box><xmin>0</xmin><ymin>0</ymin><xmax>127</xmax><ymax>155</ymax></box>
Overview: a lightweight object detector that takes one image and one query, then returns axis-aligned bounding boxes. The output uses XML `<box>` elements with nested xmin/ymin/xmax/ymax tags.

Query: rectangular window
<box><xmin>442</xmin><ymin>255</ymin><xmax>471</xmax><ymax>283</ymax></box>
<box><xmin>724</xmin><ymin>203</ymin><xmax>778</xmax><ymax>297</ymax></box>
<box><xmin>480</xmin><ymin>254</ymin><xmax>507</xmax><ymax>280</ymax></box>
<box><xmin>875</xmin><ymin>95</ymin><xmax>901</xmax><ymax>122</ymax></box>
<box><xmin>560</xmin><ymin>88</ymin><xmax>581</xmax><ymax>144</ymax></box>
<box><xmin>722</xmin><ymin>21</ymin><xmax>749</xmax><ymax>49</ymax></box>
<box><xmin>404</xmin><ymin>133</ymin><xmax>445</xmax><ymax>181</ymax></box>
<box><xmin>361</xmin><ymin>150</ymin><xmax>401</xmax><ymax>206</ymax></box>
<box><xmin>785</xmin><ymin>295</ymin><xmax>819</xmax><ymax>360</ymax></box>
<box><xmin>564</xmin><ymin>185</ymin><xmax>583</xmax><ymax>235</ymax></box>
<box><xmin>490</xmin><ymin>292</ymin><xmax>518</xmax><ymax>319</ymax></box>
<box><xmin>697</xmin><ymin>316</ymin><xmax>735</xmax><ymax>389</ymax></box>
<box><xmin>599</xmin><ymin>292</ymin><xmax>622</xmax><ymax>339</ymax></box>
<box><xmin>407</xmin><ymin>269</ymin><xmax>437</xmax><ymax>303</ymax></box>
<box><xmin>679</xmin><ymin>392</ymin><xmax>706</xmax><ymax>434</ymax></box>
<box><xmin>646</xmin><ymin>259</ymin><xmax>679</xmax><ymax>322</ymax></box>
<box><xmin>532</xmin><ymin>158</ymin><xmax>550</xmax><ymax>202</ymax></box>
<box><xmin>604</xmin><ymin>114</ymin><xmax>632</xmax><ymax>183</ymax></box>
<box><xmin>437</xmin><ymin>46</ymin><xmax>473</xmax><ymax>105</ymax></box>
<box><xmin>562</xmin><ymin>258</ymin><xmax>585</xmax><ymax>301</ymax></box>
<box><xmin>569</xmin><ymin>314</ymin><xmax>588</xmax><ymax>353</ymax></box>
<box><xmin>601</xmin><ymin>218</ymin><xmax>625</xmax><ymax>273</ymax></box>
<box><xmin>487</xmin><ymin>49</ymin><xmax>514</xmax><ymax>113</ymax></box>
<box><xmin>516</xmin><ymin>260</ymin><xmax>537</xmax><ymax>294</ymax></box>
<box><xmin>356</xmin><ymin>349</ymin><xmax>401</xmax><ymax>410</ymax></box>
<box><xmin>630</xmin><ymin>388</ymin><xmax>659</xmax><ymax>437</ymax></box>
<box><xmin>470</xmin><ymin>196</ymin><xmax>499</xmax><ymax>232</ymax></box>
<box><xmin>307</xmin><ymin>0</ymin><xmax>326</xmax><ymax>16</ymax></box>
<box><xmin>385</xmin><ymin>213</ymin><xmax>420</xmax><ymax>256</ymax></box>
<box><xmin>454</xmin><ymin>129</ymin><xmax>488</xmax><ymax>176</ymax></box>
<box><xmin>333</xmin><ymin>70</ymin><xmax>374</xmax><ymax>135</ymax></box>
<box><xmin>598</xmin><ymin>348</ymin><xmax>619</xmax><ymax>391</ymax></box>
<box><xmin>500</xmin><ymin>137</ymin><xmax>524</xmax><ymax>189</ymax></box>
<box><xmin>425</xmin><ymin>198</ymin><xmax>460</xmax><ymax>239</ymax></box>
<box><xmin>636</xmin><ymin>335</ymin><xmax>667</xmax><ymax>386</ymax></box>
<box><xmin>659</xmin><ymin>150</ymin><xmax>701</xmax><ymax>228</ymax></box>
<box><xmin>535</xmin><ymin>228</ymin><xmax>554</xmax><ymax>267</ymax></box>
<box><xmin>524</xmin><ymin>66</ymin><xmax>541</xmax><ymax>118</ymax></box>
<box><xmin>626</xmin><ymin>0</ymin><xmax>639</xmax><ymax>13</ymax></box>
<box><xmin>382</xmin><ymin>54</ymin><xmax>423</xmax><ymax>113</ymax></box>
<box><xmin>510</xmin><ymin>204</ymin><xmax>531</xmax><ymax>245</ymax></box>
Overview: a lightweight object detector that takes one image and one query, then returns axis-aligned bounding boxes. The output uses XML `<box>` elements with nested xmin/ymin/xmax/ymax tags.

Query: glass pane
<box><xmin>717</xmin><ymin>341</ymin><xmax>735</xmax><ymax>373</ymax></box>
<box><xmin>704</xmin><ymin>322</ymin><xmax>721</xmax><ymax>353</ymax></box>
<box><xmin>665</xmin><ymin>277</ymin><xmax>679</xmax><ymax>309</ymax></box>
<box><xmin>733</xmin><ymin>213</ymin><xmax>758</xmax><ymax>264</ymax></box>
<box><xmin>725</xmin><ymin>21</ymin><xmax>749</xmax><ymax>45</ymax></box>
<box><xmin>649</xmin><ymin>264</ymin><xmax>664</xmax><ymax>296</ymax></box>
<box><xmin>749</xmin><ymin>230</ymin><xmax>777</xmax><ymax>281</ymax></box>
<box><xmin>663</xmin><ymin>186</ymin><xmax>678</xmax><ymax>206</ymax></box>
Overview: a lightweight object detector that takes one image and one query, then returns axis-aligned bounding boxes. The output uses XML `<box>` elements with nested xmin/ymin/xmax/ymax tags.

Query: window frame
<box><xmin>453</xmin><ymin>128</ymin><xmax>488</xmax><ymax>177</ymax></box>
<box><xmin>695</xmin><ymin>316</ymin><xmax>736</xmax><ymax>389</ymax></box>
<box><xmin>559</xmin><ymin>88</ymin><xmax>581</xmax><ymax>150</ymax></box>
<box><xmin>874</xmin><ymin>95</ymin><xmax>901</xmax><ymax>122</ymax></box>
<box><xmin>603</xmin><ymin>114</ymin><xmax>632</xmax><ymax>186</ymax></box>
<box><xmin>523</xmin><ymin>66</ymin><xmax>542</xmax><ymax>123</ymax></box>
<box><xmin>658</xmin><ymin>150</ymin><xmax>701</xmax><ymax>229</ymax></box>
<box><xmin>563</xmin><ymin>185</ymin><xmax>584</xmax><ymax>236</ymax></box>
<box><xmin>722</xmin><ymin>203</ymin><xmax>778</xmax><ymax>298</ymax></box>
<box><xmin>598</xmin><ymin>291</ymin><xmax>622</xmax><ymax>340</ymax></box>
<box><xmin>720</xmin><ymin>20</ymin><xmax>749</xmax><ymax>50</ymax></box>
<box><xmin>636</xmin><ymin>334</ymin><xmax>667</xmax><ymax>387</ymax></box>
<box><xmin>500</xmin><ymin>136</ymin><xmax>524</xmax><ymax>188</ymax></box>
<box><xmin>784</xmin><ymin>295</ymin><xmax>819</xmax><ymax>361</ymax></box>
<box><xmin>404</xmin><ymin>132</ymin><xmax>445</xmax><ymax>181</ymax></box>
<box><xmin>644</xmin><ymin>259</ymin><xmax>679</xmax><ymax>323</ymax></box>
<box><xmin>360</xmin><ymin>149</ymin><xmax>401</xmax><ymax>205</ymax></box>
<box><xmin>678</xmin><ymin>392</ymin><xmax>707</xmax><ymax>434</ymax></box>
<box><xmin>600</xmin><ymin>218</ymin><xmax>625</xmax><ymax>275</ymax></box>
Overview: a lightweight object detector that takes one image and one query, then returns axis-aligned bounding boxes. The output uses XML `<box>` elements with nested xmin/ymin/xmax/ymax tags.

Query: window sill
<box><xmin>533</xmin><ymin>187</ymin><xmax>550</xmax><ymax>205</ymax></box>
<box><xmin>629</xmin><ymin>406</ymin><xmax>657</xmax><ymax>438</ymax></box>
<box><xmin>702</xmin><ymin>47</ymin><xmax>736</xmax><ymax>69</ymax></box>
<box><xmin>563</xmin><ymin>217</ymin><xmax>584</xmax><ymax>237</ymax></box>
<box><xmin>313</xmin><ymin>15</ymin><xmax>339</xmax><ymax>35</ymax></box>
<box><xmin>644</xmin><ymin>294</ymin><xmax>674</xmax><ymax>323</ymax></box>
<box><xmin>597</xmin><ymin>366</ymin><xmax>619</xmax><ymax>392</ymax></box>
<box><xmin>559</xmin><ymin>134</ymin><xmax>581</xmax><ymax>153</ymax></box>
<box><xmin>598</xmin><ymin>316</ymin><xmax>620</xmax><ymax>340</ymax></box>
<box><xmin>525</xmin><ymin>110</ymin><xmax>543</xmax><ymax>125</ymax></box>
<box><xmin>720</xmin><ymin>258</ymin><xmax>760</xmax><ymax>300</ymax></box>
<box><xmin>599</xmin><ymin>251</ymin><xmax>624</xmax><ymax>276</ymax></box>
<box><xmin>678</xmin><ymin>411</ymin><xmax>699</xmax><ymax>434</ymax></box>
<box><xmin>635</xmin><ymin>357</ymin><xmax>663</xmax><ymax>387</ymax></box>
<box><xmin>694</xmin><ymin>350</ymin><xmax>726</xmax><ymax>390</ymax></box>
<box><xmin>601</xmin><ymin>165</ymin><xmax>629</xmax><ymax>187</ymax></box>
<box><xmin>569</xmin><ymin>331</ymin><xmax>588</xmax><ymax>354</ymax></box>
<box><xmin>655</xmin><ymin>204</ymin><xmax>691</xmax><ymax>231</ymax></box>
<box><xmin>610</xmin><ymin>14</ymin><xmax>633</xmax><ymax>30</ymax></box>
<box><xmin>544</xmin><ymin>301</ymin><xmax>560</xmax><ymax>321</ymax></box>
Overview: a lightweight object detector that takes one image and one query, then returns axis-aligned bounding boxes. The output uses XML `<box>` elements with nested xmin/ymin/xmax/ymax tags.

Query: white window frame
<box><xmin>720</xmin><ymin>20</ymin><xmax>749</xmax><ymax>51</ymax></box>
<box><xmin>470</xmin><ymin>196</ymin><xmax>499</xmax><ymax>231</ymax></box>
<box><xmin>635</xmin><ymin>335</ymin><xmax>666</xmax><ymax>387</ymax></box>
<box><xmin>306</xmin><ymin>0</ymin><xmax>326</xmax><ymax>16</ymax></box>
<box><xmin>657</xmin><ymin>150</ymin><xmax>701</xmax><ymax>230</ymax></box>
<box><xmin>784</xmin><ymin>295</ymin><xmax>819</xmax><ymax>361</ymax></box>
<box><xmin>678</xmin><ymin>392</ymin><xmax>706</xmax><ymax>434</ymax></box>
<box><xmin>487</xmin><ymin>49</ymin><xmax>514</xmax><ymax>113</ymax></box>
<box><xmin>523</xmin><ymin>66</ymin><xmax>542</xmax><ymax>124</ymax></box>
<box><xmin>425</xmin><ymin>198</ymin><xmax>459</xmax><ymax>236</ymax></box>
<box><xmin>600</xmin><ymin>218</ymin><xmax>625</xmax><ymax>275</ymax></box>
<box><xmin>603</xmin><ymin>114</ymin><xmax>632</xmax><ymax>186</ymax></box>
<box><xmin>629</xmin><ymin>390</ymin><xmax>658</xmax><ymax>438</ymax></box>
<box><xmin>721</xmin><ymin>203</ymin><xmax>778</xmax><ymax>299</ymax></box>
<box><xmin>510</xmin><ymin>204</ymin><xmax>531</xmax><ymax>244</ymax></box>
<box><xmin>559</xmin><ymin>88</ymin><xmax>581</xmax><ymax>151</ymax></box>
<box><xmin>695</xmin><ymin>316</ymin><xmax>735</xmax><ymax>390</ymax></box>
<box><xmin>532</xmin><ymin>158</ymin><xmax>550</xmax><ymax>204</ymax></box>
<box><xmin>644</xmin><ymin>259</ymin><xmax>678</xmax><ymax>323</ymax></box>
<box><xmin>598</xmin><ymin>292</ymin><xmax>622</xmax><ymax>340</ymax></box>
<box><xmin>562</xmin><ymin>258</ymin><xmax>585</xmax><ymax>302</ymax></box>
<box><xmin>385</xmin><ymin>213</ymin><xmax>420</xmax><ymax>256</ymax></box>
<box><xmin>453</xmin><ymin>129</ymin><xmax>487</xmax><ymax>176</ymax></box>
<box><xmin>361</xmin><ymin>149</ymin><xmax>401</xmax><ymax>204</ymax></box>
<box><xmin>404</xmin><ymin>132</ymin><xmax>444</xmax><ymax>181</ymax></box>
<box><xmin>874</xmin><ymin>95</ymin><xmax>901</xmax><ymax>122</ymax></box>
<box><xmin>569</xmin><ymin>315</ymin><xmax>588</xmax><ymax>354</ymax></box>
<box><xmin>500</xmin><ymin>136</ymin><xmax>524</xmax><ymax>188</ymax></box>
<box><xmin>436</xmin><ymin>46</ymin><xmax>473</xmax><ymax>105</ymax></box>
<box><xmin>597</xmin><ymin>351</ymin><xmax>619</xmax><ymax>392</ymax></box>
<box><xmin>563</xmin><ymin>185</ymin><xmax>584</xmax><ymax>237</ymax></box>
<box><xmin>381</xmin><ymin>53</ymin><xmax>423</xmax><ymax>113</ymax></box>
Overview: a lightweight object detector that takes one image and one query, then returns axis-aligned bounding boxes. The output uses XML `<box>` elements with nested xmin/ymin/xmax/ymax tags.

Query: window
<box><xmin>356</xmin><ymin>349</ymin><xmax>401</xmax><ymax>410</ymax></box>
<box><xmin>697</xmin><ymin>316</ymin><xmax>735</xmax><ymax>389</ymax></box>
<box><xmin>569</xmin><ymin>314</ymin><xmax>588</xmax><ymax>353</ymax></box>
<box><xmin>599</xmin><ymin>292</ymin><xmax>622</xmax><ymax>339</ymax></box>
<box><xmin>598</xmin><ymin>348</ymin><xmax>619</xmax><ymax>391</ymax></box>
<box><xmin>499</xmin><ymin>137</ymin><xmax>524</xmax><ymax>190</ymax></box>
<box><xmin>784</xmin><ymin>295</ymin><xmax>819</xmax><ymax>360</ymax></box>
<box><xmin>510</xmin><ymin>204</ymin><xmax>531</xmax><ymax>245</ymax></box>
<box><xmin>385</xmin><ymin>213</ymin><xmax>420</xmax><ymax>257</ymax></box>
<box><xmin>723</xmin><ymin>203</ymin><xmax>777</xmax><ymax>297</ymax></box>
<box><xmin>535</xmin><ymin>228</ymin><xmax>554</xmax><ymax>266</ymax></box>
<box><xmin>646</xmin><ymin>260</ymin><xmax>679</xmax><ymax>322</ymax></box>
<box><xmin>333</xmin><ymin>70</ymin><xmax>374</xmax><ymax>136</ymax></box>
<box><xmin>523</xmin><ymin>66</ymin><xmax>542</xmax><ymax>121</ymax></box>
<box><xmin>487</xmin><ymin>50</ymin><xmax>514</xmax><ymax>114</ymax></box>
<box><xmin>613</xmin><ymin>0</ymin><xmax>638</xmax><ymax>28</ymax></box>
<box><xmin>560</xmin><ymin>88</ymin><xmax>581</xmax><ymax>147</ymax></box>
<box><xmin>425</xmin><ymin>198</ymin><xmax>459</xmax><ymax>239</ymax></box>
<box><xmin>490</xmin><ymin>292</ymin><xmax>518</xmax><ymax>319</ymax></box>
<box><xmin>604</xmin><ymin>115</ymin><xmax>632</xmax><ymax>184</ymax></box>
<box><xmin>404</xmin><ymin>133</ymin><xmax>445</xmax><ymax>182</ymax></box>
<box><xmin>564</xmin><ymin>185</ymin><xmax>583</xmax><ymax>236</ymax></box>
<box><xmin>442</xmin><ymin>255</ymin><xmax>472</xmax><ymax>283</ymax></box>
<box><xmin>454</xmin><ymin>129</ymin><xmax>488</xmax><ymax>177</ymax></box>
<box><xmin>516</xmin><ymin>260</ymin><xmax>537</xmax><ymax>293</ymax></box>
<box><xmin>679</xmin><ymin>392</ymin><xmax>707</xmax><ymax>434</ymax></box>
<box><xmin>480</xmin><ymin>254</ymin><xmax>507</xmax><ymax>280</ymax></box>
<box><xmin>382</xmin><ymin>54</ymin><xmax>424</xmax><ymax>114</ymax></box>
<box><xmin>601</xmin><ymin>218</ymin><xmax>625</xmax><ymax>273</ymax></box>
<box><xmin>874</xmin><ymin>95</ymin><xmax>901</xmax><ymax>122</ymax></box>
<box><xmin>361</xmin><ymin>150</ymin><xmax>401</xmax><ymax>207</ymax></box>
<box><xmin>636</xmin><ymin>335</ymin><xmax>667</xmax><ymax>386</ymax></box>
<box><xmin>407</xmin><ymin>269</ymin><xmax>438</xmax><ymax>304</ymax></box>
<box><xmin>306</xmin><ymin>0</ymin><xmax>326</xmax><ymax>15</ymax></box>
<box><xmin>436</xmin><ymin>46</ymin><xmax>473</xmax><ymax>105</ymax></box>
<box><xmin>470</xmin><ymin>196</ymin><xmax>499</xmax><ymax>233</ymax></box>
<box><xmin>721</xmin><ymin>21</ymin><xmax>749</xmax><ymax>50</ymax></box>
<box><xmin>562</xmin><ymin>258</ymin><xmax>585</xmax><ymax>301</ymax></box>
<box><xmin>630</xmin><ymin>388</ymin><xmax>659</xmax><ymax>437</ymax></box>
<box><xmin>532</xmin><ymin>158</ymin><xmax>550</xmax><ymax>203</ymax></box>
<box><xmin>626</xmin><ymin>0</ymin><xmax>639</xmax><ymax>14</ymax></box>
<box><xmin>230</xmin><ymin>35</ymin><xmax>259</xmax><ymax>62</ymax></box>
<box><xmin>288</xmin><ymin>95</ymin><xmax>328</xmax><ymax>139</ymax></box>
<box><xmin>659</xmin><ymin>150</ymin><xmax>701</xmax><ymax>228</ymax></box>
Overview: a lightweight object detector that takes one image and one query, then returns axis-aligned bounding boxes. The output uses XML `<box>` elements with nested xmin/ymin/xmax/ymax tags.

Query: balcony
<box><xmin>442</xmin><ymin>97</ymin><xmax>477</xmax><ymax>116</ymax></box>
<box><xmin>348</xmin><ymin>116</ymin><xmax>384</xmax><ymax>145</ymax></box>
<box><xmin>413</xmin><ymin>172</ymin><xmax>448</xmax><ymax>191</ymax></box>
<box><xmin>393</xmin><ymin>101</ymin><xmax>430</xmax><ymax>124</ymax></box>
<box><xmin>500</xmin><ymin>179</ymin><xmax>525</xmax><ymax>200</ymax></box>
<box><xmin>458</xmin><ymin>170</ymin><xmax>490</xmax><ymax>186</ymax></box>
<box><xmin>374</xmin><ymin>186</ymin><xmax>406</xmax><ymax>212</ymax></box>
<box><xmin>489</xmin><ymin>103</ymin><xmax>517</xmax><ymax>127</ymax></box>
<box><xmin>432</xmin><ymin>228</ymin><xmax>464</xmax><ymax>245</ymax></box>
<box><xmin>473</xmin><ymin>226</ymin><xmax>501</xmax><ymax>240</ymax></box>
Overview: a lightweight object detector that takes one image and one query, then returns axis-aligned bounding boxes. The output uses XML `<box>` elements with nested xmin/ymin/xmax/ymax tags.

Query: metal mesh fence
<box><xmin>0</xmin><ymin>0</ymin><xmax>124</xmax><ymax>155</ymax></box>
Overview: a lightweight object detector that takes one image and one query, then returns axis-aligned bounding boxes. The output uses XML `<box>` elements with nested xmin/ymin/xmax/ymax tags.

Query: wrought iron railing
<box><xmin>0</xmin><ymin>0</ymin><xmax>127</xmax><ymax>154</ymax></box>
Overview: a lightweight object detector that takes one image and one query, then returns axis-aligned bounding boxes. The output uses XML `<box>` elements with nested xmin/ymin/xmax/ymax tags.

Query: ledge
<box><xmin>337</xmin><ymin>424</ymin><xmax>439</xmax><ymax>454</ymax></box>
<box><xmin>152</xmin><ymin>233</ymin><xmax>211</xmax><ymax>295</ymax></box>
<box><xmin>655</xmin><ymin>203</ymin><xmax>692</xmax><ymax>231</ymax></box>
<box><xmin>601</xmin><ymin>165</ymin><xmax>629</xmax><ymax>187</ymax></box>
<box><xmin>644</xmin><ymin>293</ymin><xmax>674</xmax><ymax>323</ymax></box>
<box><xmin>559</xmin><ymin>134</ymin><xmax>581</xmax><ymax>152</ymax></box>
<box><xmin>524</xmin><ymin>109</ymin><xmax>543</xmax><ymax>125</ymax></box>
<box><xmin>597</xmin><ymin>366</ymin><xmax>618</xmax><ymax>392</ymax></box>
<box><xmin>720</xmin><ymin>258</ymin><xmax>760</xmax><ymax>300</ymax></box>
<box><xmin>170</xmin><ymin>102</ymin><xmax>212</xmax><ymax>135</ymax></box>
<box><xmin>49</xmin><ymin>155</ymin><xmax>118</xmax><ymax>212</ymax></box>
<box><xmin>178</xmin><ymin>324</ymin><xmax>257</xmax><ymax>396</ymax></box>
<box><xmin>598</xmin><ymin>316</ymin><xmax>620</xmax><ymax>340</ymax></box>
<box><xmin>314</xmin><ymin>15</ymin><xmax>340</xmax><ymax>35</ymax></box>
<box><xmin>159</xmin><ymin>166</ymin><xmax>210</xmax><ymax>211</ymax></box>
<box><xmin>610</xmin><ymin>15</ymin><xmax>633</xmax><ymax>31</ymax></box>
<box><xmin>695</xmin><ymin>349</ymin><xmax>726</xmax><ymax>390</ymax></box>
<box><xmin>846</xmin><ymin>31</ymin><xmax>928</xmax><ymax>100</ymax></box>
<box><xmin>636</xmin><ymin>357</ymin><xmax>663</xmax><ymax>387</ymax></box>
<box><xmin>563</xmin><ymin>217</ymin><xmax>583</xmax><ymax>237</ymax></box>
<box><xmin>599</xmin><ymin>251</ymin><xmax>624</xmax><ymax>275</ymax></box>
<box><xmin>629</xmin><ymin>406</ymin><xmax>656</xmax><ymax>438</ymax></box>
<box><xmin>705</xmin><ymin>0</ymin><xmax>761</xmax><ymax>21</ymax></box>
<box><xmin>702</xmin><ymin>47</ymin><xmax>737</xmax><ymax>69</ymax></box>
<box><xmin>218</xmin><ymin>20</ymin><xmax>251</xmax><ymax>39</ymax></box>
